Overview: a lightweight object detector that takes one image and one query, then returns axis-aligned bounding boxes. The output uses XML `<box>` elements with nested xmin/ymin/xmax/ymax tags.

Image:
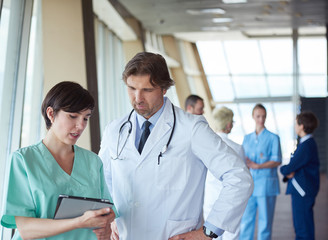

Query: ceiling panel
<box><xmin>114</xmin><ymin>0</ymin><xmax>327</xmax><ymax>40</ymax></box>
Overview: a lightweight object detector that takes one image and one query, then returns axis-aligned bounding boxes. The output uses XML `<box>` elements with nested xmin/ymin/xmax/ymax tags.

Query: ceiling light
<box><xmin>222</xmin><ymin>0</ymin><xmax>247</xmax><ymax>4</ymax></box>
<box><xmin>212</xmin><ymin>18</ymin><xmax>233</xmax><ymax>23</ymax></box>
<box><xmin>186</xmin><ymin>8</ymin><xmax>226</xmax><ymax>15</ymax></box>
<box><xmin>202</xmin><ymin>26</ymin><xmax>230</xmax><ymax>31</ymax></box>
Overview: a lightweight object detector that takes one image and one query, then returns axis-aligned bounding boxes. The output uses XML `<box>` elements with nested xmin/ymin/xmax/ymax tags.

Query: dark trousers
<box><xmin>291</xmin><ymin>193</ymin><xmax>316</xmax><ymax>240</ymax></box>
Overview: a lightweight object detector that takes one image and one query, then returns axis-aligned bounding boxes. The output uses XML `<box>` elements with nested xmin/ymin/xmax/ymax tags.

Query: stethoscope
<box><xmin>114</xmin><ymin>103</ymin><xmax>176</xmax><ymax>165</ymax></box>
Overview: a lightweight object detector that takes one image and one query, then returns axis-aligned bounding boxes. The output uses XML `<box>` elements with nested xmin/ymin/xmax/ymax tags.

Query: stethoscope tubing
<box><xmin>116</xmin><ymin>103</ymin><xmax>176</xmax><ymax>164</ymax></box>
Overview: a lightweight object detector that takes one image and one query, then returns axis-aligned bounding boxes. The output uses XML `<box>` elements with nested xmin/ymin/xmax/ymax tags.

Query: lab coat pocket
<box><xmin>155</xmin><ymin>154</ymin><xmax>187</xmax><ymax>190</ymax></box>
<box><xmin>166</xmin><ymin>218</ymin><xmax>198</xmax><ymax>238</ymax></box>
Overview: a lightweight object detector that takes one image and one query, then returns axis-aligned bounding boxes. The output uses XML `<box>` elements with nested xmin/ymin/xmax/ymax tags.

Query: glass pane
<box><xmin>0</xmin><ymin>3</ymin><xmax>11</xmax><ymax>238</ymax></box>
<box><xmin>208</xmin><ymin>75</ymin><xmax>234</xmax><ymax>101</ymax></box>
<box><xmin>239</xmin><ymin>103</ymin><xmax>257</xmax><ymax>135</ymax></box>
<box><xmin>272</xmin><ymin>102</ymin><xmax>295</xmax><ymax>162</ymax></box>
<box><xmin>267</xmin><ymin>75</ymin><xmax>293</xmax><ymax>96</ymax></box>
<box><xmin>95</xmin><ymin>20</ymin><xmax>129</xmax><ymax>135</ymax></box>
<box><xmin>197</xmin><ymin>37</ymin><xmax>325</xmax><ymax>161</ymax></box>
<box><xmin>260</xmin><ymin>39</ymin><xmax>293</xmax><ymax>74</ymax></box>
<box><xmin>196</xmin><ymin>41</ymin><xmax>229</xmax><ymax>75</ymax></box>
<box><xmin>298</xmin><ymin>38</ymin><xmax>327</xmax><ymax>74</ymax></box>
<box><xmin>21</xmin><ymin>0</ymin><xmax>43</xmax><ymax>148</ymax></box>
<box><xmin>299</xmin><ymin>75</ymin><xmax>327</xmax><ymax>97</ymax></box>
<box><xmin>232</xmin><ymin>76</ymin><xmax>268</xmax><ymax>98</ymax></box>
<box><xmin>224</xmin><ymin>40</ymin><xmax>264</xmax><ymax>74</ymax></box>
<box><xmin>0</xmin><ymin>2</ymin><xmax>10</xmax><ymax>101</ymax></box>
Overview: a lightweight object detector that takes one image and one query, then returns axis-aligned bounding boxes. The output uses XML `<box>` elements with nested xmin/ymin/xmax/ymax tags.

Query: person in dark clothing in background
<box><xmin>280</xmin><ymin>111</ymin><xmax>320</xmax><ymax>240</ymax></box>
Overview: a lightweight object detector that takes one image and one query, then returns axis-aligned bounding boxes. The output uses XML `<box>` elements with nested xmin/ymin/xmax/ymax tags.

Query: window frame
<box><xmin>0</xmin><ymin>0</ymin><xmax>34</xmax><ymax>239</ymax></box>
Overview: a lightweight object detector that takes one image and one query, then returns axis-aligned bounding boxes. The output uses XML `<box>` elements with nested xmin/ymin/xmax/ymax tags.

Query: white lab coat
<box><xmin>203</xmin><ymin>132</ymin><xmax>246</xmax><ymax>240</ymax></box>
<box><xmin>99</xmin><ymin>98</ymin><xmax>253</xmax><ymax>240</ymax></box>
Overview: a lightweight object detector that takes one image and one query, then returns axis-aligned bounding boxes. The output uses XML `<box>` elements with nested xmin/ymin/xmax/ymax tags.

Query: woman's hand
<box><xmin>246</xmin><ymin>158</ymin><xmax>281</xmax><ymax>170</ymax></box>
<box><xmin>77</xmin><ymin>208</ymin><xmax>112</xmax><ymax>229</ymax></box>
<box><xmin>92</xmin><ymin>209</ymin><xmax>115</xmax><ymax>240</ymax></box>
<box><xmin>15</xmin><ymin>208</ymin><xmax>115</xmax><ymax>239</ymax></box>
<box><xmin>246</xmin><ymin>158</ymin><xmax>260</xmax><ymax>169</ymax></box>
<box><xmin>286</xmin><ymin>172</ymin><xmax>295</xmax><ymax>179</ymax></box>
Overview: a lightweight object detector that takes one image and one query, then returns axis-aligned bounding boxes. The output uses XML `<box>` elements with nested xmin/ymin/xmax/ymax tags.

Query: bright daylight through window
<box><xmin>197</xmin><ymin>37</ymin><xmax>327</xmax><ymax>161</ymax></box>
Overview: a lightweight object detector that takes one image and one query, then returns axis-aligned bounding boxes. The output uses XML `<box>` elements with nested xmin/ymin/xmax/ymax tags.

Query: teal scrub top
<box><xmin>242</xmin><ymin>128</ymin><xmax>282</xmax><ymax>196</ymax></box>
<box><xmin>1</xmin><ymin>141</ymin><xmax>117</xmax><ymax>240</ymax></box>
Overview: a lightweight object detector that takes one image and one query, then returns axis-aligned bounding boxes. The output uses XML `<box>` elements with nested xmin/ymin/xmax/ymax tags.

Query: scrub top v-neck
<box><xmin>1</xmin><ymin>141</ymin><xmax>114</xmax><ymax>240</ymax></box>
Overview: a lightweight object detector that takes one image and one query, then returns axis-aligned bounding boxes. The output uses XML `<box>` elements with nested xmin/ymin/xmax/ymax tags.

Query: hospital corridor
<box><xmin>1</xmin><ymin>0</ymin><xmax>328</xmax><ymax>239</ymax></box>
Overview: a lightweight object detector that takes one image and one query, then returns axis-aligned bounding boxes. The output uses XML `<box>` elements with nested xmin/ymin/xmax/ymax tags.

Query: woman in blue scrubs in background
<box><xmin>1</xmin><ymin>81</ymin><xmax>116</xmax><ymax>240</ymax></box>
<box><xmin>280</xmin><ymin>112</ymin><xmax>320</xmax><ymax>240</ymax></box>
<box><xmin>240</xmin><ymin>103</ymin><xmax>282</xmax><ymax>240</ymax></box>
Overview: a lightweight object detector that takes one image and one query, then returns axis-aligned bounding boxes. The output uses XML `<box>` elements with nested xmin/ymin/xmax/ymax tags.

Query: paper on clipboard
<box><xmin>53</xmin><ymin>195</ymin><xmax>113</xmax><ymax>220</ymax></box>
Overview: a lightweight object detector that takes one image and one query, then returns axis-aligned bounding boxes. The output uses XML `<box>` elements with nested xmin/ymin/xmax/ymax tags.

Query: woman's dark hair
<box><xmin>41</xmin><ymin>81</ymin><xmax>94</xmax><ymax>129</ymax></box>
<box><xmin>296</xmin><ymin>111</ymin><xmax>319</xmax><ymax>134</ymax></box>
<box><xmin>252</xmin><ymin>103</ymin><xmax>267</xmax><ymax>116</ymax></box>
<box><xmin>122</xmin><ymin>52</ymin><xmax>175</xmax><ymax>90</ymax></box>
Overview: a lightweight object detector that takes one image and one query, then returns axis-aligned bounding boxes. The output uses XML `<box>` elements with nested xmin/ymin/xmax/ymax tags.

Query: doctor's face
<box><xmin>190</xmin><ymin>100</ymin><xmax>204</xmax><ymax>115</ymax></box>
<box><xmin>127</xmin><ymin>74</ymin><xmax>167</xmax><ymax>119</ymax></box>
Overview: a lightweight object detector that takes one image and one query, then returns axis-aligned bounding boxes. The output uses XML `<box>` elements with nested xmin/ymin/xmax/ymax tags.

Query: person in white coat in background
<box><xmin>203</xmin><ymin>106</ymin><xmax>246</xmax><ymax>240</ymax></box>
<box><xmin>99</xmin><ymin>52</ymin><xmax>254</xmax><ymax>240</ymax></box>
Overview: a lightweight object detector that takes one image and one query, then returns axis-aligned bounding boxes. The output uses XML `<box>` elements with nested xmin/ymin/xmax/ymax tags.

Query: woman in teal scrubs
<box><xmin>240</xmin><ymin>104</ymin><xmax>282</xmax><ymax>240</ymax></box>
<box><xmin>1</xmin><ymin>82</ymin><xmax>117</xmax><ymax>240</ymax></box>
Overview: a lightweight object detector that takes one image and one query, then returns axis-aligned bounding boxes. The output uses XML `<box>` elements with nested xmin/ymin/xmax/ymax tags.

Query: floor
<box><xmin>254</xmin><ymin>173</ymin><xmax>328</xmax><ymax>240</ymax></box>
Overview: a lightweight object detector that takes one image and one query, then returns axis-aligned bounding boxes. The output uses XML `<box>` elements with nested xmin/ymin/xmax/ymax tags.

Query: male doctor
<box><xmin>185</xmin><ymin>94</ymin><xmax>205</xmax><ymax>115</ymax></box>
<box><xmin>99</xmin><ymin>52</ymin><xmax>253</xmax><ymax>240</ymax></box>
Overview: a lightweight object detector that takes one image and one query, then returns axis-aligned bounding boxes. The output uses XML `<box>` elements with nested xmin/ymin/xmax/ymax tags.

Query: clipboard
<box><xmin>53</xmin><ymin>194</ymin><xmax>113</xmax><ymax>220</ymax></box>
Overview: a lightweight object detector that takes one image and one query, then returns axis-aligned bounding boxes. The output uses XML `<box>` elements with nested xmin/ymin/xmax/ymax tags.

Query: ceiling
<box><xmin>111</xmin><ymin>0</ymin><xmax>327</xmax><ymax>41</ymax></box>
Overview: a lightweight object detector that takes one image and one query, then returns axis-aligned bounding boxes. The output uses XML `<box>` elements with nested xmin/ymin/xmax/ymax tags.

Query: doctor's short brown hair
<box><xmin>122</xmin><ymin>52</ymin><xmax>175</xmax><ymax>90</ymax></box>
<box><xmin>41</xmin><ymin>81</ymin><xmax>94</xmax><ymax>130</ymax></box>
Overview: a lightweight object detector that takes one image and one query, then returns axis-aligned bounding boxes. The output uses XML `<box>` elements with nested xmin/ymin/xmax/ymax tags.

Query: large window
<box><xmin>21</xmin><ymin>0</ymin><xmax>43</xmax><ymax>148</ymax></box>
<box><xmin>0</xmin><ymin>0</ymin><xmax>39</xmax><ymax>239</ymax></box>
<box><xmin>298</xmin><ymin>38</ymin><xmax>327</xmax><ymax>97</ymax></box>
<box><xmin>94</xmin><ymin>18</ymin><xmax>130</xmax><ymax>135</ymax></box>
<box><xmin>197</xmin><ymin>37</ymin><xmax>327</xmax><ymax>161</ymax></box>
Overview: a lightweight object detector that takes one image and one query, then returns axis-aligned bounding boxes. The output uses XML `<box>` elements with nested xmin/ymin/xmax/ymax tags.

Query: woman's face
<box><xmin>48</xmin><ymin>108</ymin><xmax>91</xmax><ymax>145</ymax></box>
<box><xmin>253</xmin><ymin>108</ymin><xmax>266</xmax><ymax>128</ymax></box>
<box><xmin>294</xmin><ymin>119</ymin><xmax>304</xmax><ymax>137</ymax></box>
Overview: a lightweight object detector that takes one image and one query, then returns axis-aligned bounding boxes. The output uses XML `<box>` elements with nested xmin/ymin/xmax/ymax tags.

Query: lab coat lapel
<box><xmin>139</xmin><ymin>99</ymin><xmax>173</xmax><ymax>162</ymax></box>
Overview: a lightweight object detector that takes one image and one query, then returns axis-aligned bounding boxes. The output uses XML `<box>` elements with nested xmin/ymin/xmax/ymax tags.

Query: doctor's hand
<box><xmin>168</xmin><ymin>228</ymin><xmax>211</xmax><ymax>240</ymax></box>
<box><xmin>110</xmin><ymin>220</ymin><xmax>119</xmax><ymax>240</ymax></box>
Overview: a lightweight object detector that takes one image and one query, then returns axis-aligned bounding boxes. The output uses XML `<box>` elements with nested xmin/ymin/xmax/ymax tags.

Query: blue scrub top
<box><xmin>1</xmin><ymin>141</ymin><xmax>117</xmax><ymax>240</ymax></box>
<box><xmin>243</xmin><ymin>128</ymin><xmax>282</xmax><ymax>196</ymax></box>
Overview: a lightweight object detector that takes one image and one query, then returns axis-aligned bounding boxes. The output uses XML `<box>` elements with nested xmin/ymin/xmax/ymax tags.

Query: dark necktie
<box><xmin>138</xmin><ymin>121</ymin><xmax>151</xmax><ymax>153</ymax></box>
